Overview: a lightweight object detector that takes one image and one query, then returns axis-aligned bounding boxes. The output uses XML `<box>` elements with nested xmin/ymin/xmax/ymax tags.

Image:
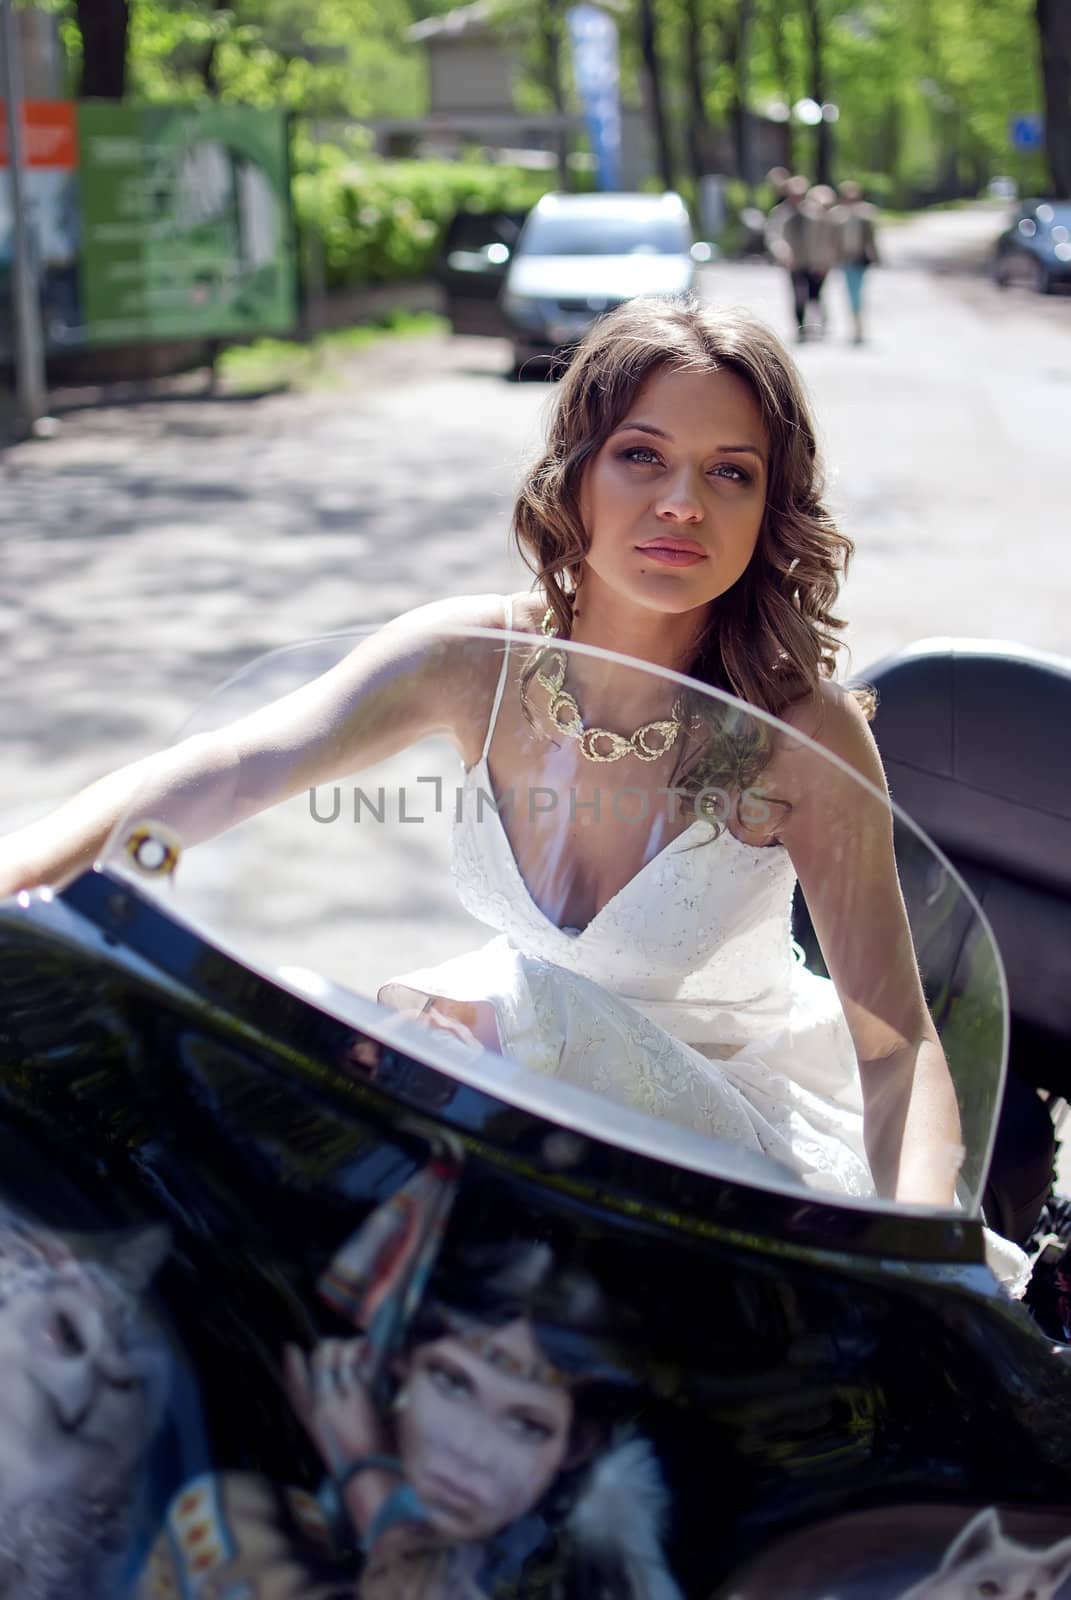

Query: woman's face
<box><xmin>395</xmin><ymin>1319</ymin><xmax>574</xmax><ymax>1544</ymax></box>
<box><xmin>579</xmin><ymin>364</ymin><xmax>769</xmax><ymax>621</ymax></box>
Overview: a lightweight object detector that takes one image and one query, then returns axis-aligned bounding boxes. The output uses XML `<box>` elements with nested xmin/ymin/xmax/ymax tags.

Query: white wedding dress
<box><xmin>381</xmin><ymin>597</ymin><xmax>873</xmax><ymax>1197</ymax></box>
<box><xmin>378</xmin><ymin>600</ymin><xmax>1031</xmax><ymax>1292</ymax></box>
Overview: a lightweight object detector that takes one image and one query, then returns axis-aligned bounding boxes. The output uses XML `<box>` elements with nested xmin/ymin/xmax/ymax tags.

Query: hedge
<box><xmin>292</xmin><ymin>148</ymin><xmax>559</xmax><ymax>290</ymax></box>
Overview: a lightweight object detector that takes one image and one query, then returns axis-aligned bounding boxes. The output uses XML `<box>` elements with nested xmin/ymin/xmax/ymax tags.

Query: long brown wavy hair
<box><xmin>513</xmin><ymin>296</ymin><xmax>863</xmax><ymax>721</ymax></box>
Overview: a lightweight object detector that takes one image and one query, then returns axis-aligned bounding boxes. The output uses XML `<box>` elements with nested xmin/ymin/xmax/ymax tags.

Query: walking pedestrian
<box><xmin>831</xmin><ymin>180</ymin><xmax>880</xmax><ymax>344</ymax></box>
<box><xmin>789</xmin><ymin>185</ymin><xmax>838</xmax><ymax>340</ymax></box>
<box><xmin>764</xmin><ymin>174</ymin><xmax>811</xmax><ymax>340</ymax></box>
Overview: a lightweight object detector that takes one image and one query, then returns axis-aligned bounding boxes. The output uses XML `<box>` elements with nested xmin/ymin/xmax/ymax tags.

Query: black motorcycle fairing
<box><xmin>1</xmin><ymin>878</ymin><xmax>1070</xmax><ymax>1600</ymax></box>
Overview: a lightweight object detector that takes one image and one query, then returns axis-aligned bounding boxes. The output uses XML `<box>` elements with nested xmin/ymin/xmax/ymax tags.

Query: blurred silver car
<box><xmin>501</xmin><ymin>191</ymin><xmax>699</xmax><ymax>369</ymax></box>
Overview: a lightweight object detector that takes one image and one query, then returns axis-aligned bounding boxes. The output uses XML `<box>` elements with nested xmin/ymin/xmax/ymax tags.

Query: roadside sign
<box><xmin>79</xmin><ymin>103</ymin><xmax>297</xmax><ymax>345</ymax></box>
<box><xmin>1009</xmin><ymin>114</ymin><xmax>1043</xmax><ymax>151</ymax></box>
<box><xmin>1</xmin><ymin>100</ymin><xmax>297</xmax><ymax>352</ymax></box>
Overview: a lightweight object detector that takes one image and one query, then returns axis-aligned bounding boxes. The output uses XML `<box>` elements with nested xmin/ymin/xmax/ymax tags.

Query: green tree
<box><xmin>126</xmin><ymin>0</ymin><xmax>422</xmax><ymax>118</ymax></box>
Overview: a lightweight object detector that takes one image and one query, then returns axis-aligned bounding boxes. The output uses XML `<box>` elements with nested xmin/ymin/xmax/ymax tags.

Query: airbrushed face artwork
<box><xmin>394</xmin><ymin>1319</ymin><xmax>575</xmax><ymax>1544</ymax></box>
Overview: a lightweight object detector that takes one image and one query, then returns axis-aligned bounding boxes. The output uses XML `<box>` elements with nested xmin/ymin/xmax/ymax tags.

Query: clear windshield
<box><xmin>101</xmin><ymin>625</ymin><xmax>1007</xmax><ymax>1216</ymax></box>
<box><xmin>519</xmin><ymin>213</ymin><xmax>692</xmax><ymax>256</ymax></box>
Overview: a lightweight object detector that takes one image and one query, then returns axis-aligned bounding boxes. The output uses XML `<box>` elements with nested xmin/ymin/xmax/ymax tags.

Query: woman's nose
<box><xmin>448</xmin><ymin>1414</ymin><xmax>498</xmax><ymax>1473</ymax></box>
<box><xmin>654</xmin><ymin>468</ymin><xmax>704</xmax><ymax>523</ymax></box>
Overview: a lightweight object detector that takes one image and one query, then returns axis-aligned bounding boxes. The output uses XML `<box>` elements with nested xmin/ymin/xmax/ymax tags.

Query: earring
<box><xmin>392</xmin><ymin>1385</ymin><xmax>410</xmax><ymax>1415</ymax></box>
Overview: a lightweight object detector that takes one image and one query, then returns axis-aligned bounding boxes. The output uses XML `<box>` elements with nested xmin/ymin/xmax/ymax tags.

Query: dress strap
<box><xmin>481</xmin><ymin>595</ymin><xmax>513</xmax><ymax>761</ymax></box>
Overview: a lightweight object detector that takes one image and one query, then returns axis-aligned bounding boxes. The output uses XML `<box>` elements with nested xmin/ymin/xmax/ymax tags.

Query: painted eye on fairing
<box><xmin>425</xmin><ymin>1357</ymin><xmax>472</xmax><ymax>1399</ymax></box>
<box><xmin>503</xmin><ymin>1410</ymin><xmax>557</xmax><ymax>1443</ymax></box>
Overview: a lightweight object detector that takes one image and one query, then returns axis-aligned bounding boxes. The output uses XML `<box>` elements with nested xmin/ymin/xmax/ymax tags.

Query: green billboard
<box><xmin>77</xmin><ymin>102</ymin><xmax>297</xmax><ymax>345</ymax></box>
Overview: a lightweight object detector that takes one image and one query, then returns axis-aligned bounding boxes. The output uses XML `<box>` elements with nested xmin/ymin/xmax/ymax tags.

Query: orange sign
<box><xmin>0</xmin><ymin>99</ymin><xmax>77</xmax><ymax>168</ymax></box>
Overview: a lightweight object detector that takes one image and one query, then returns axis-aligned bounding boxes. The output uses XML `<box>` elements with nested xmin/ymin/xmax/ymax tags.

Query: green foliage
<box><xmin>292</xmin><ymin>155</ymin><xmax>552</xmax><ymax>288</ymax></box>
<box><xmin>746</xmin><ymin>0</ymin><xmax>1048</xmax><ymax>203</ymax></box>
<box><xmin>125</xmin><ymin>0</ymin><xmax>424</xmax><ymax>119</ymax></box>
<box><xmin>55</xmin><ymin>0</ymin><xmax>1057</xmax><ymax>222</ymax></box>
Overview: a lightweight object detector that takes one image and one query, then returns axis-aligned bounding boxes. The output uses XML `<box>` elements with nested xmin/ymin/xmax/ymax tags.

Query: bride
<box><xmin>0</xmin><ymin>298</ymin><xmax>978</xmax><ymax>1218</ymax></box>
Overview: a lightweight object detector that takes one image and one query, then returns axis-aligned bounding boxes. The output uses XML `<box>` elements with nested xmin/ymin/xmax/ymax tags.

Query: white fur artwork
<box><xmin>0</xmin><ymin>1209</ymin><xmax>171</xmax><ymax>1599</ymax></box>
<box><xmin>895</xmin><ymin>1507</ymin><xmax>1071</xmax><ymax>1600</ymax></box>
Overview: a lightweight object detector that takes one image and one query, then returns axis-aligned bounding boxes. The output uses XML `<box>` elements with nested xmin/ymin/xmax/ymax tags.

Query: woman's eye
<box><xmin>505</xmin><ymin>1413</ymin><xmax>555</xmax><ymax>1443</ymax></box>
<box><xmin>426</xmin><ymin>1360</ymin><xmax>470</xmax><ymax>1398</ymax></box>
<box><xmin>710</xmin><ymin>463</ymin><xmax>750</xmax><ymax>483</ymax></box>
<box><xmin>620</xmin><ymin>446</ymin><xmax>663</xmax><ymax>466</ymax></box>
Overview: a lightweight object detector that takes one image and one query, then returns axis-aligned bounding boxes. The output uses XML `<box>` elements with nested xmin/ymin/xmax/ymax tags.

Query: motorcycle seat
<box><xmin>859</xmin><ymin>638</ymin><xmax>1071</xmax><ymax>1242</ymax></box>
<box><xmin>862</xmin><ymin>637</ymin><xmax>1071</xmax><ymax>1058</ymax></box>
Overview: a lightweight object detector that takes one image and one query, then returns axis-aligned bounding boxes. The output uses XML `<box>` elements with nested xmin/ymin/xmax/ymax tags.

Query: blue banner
<box><xmin>566</xmin><ymin>4</ymin><xmax>621</xmax><ymax>192</ymax></box>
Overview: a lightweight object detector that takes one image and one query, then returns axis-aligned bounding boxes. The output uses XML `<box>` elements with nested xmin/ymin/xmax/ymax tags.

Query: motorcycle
<box><xmin>1</xmin><ymin>625</ymin><xmax>1069</xmax><ymax>1600</ymax></box>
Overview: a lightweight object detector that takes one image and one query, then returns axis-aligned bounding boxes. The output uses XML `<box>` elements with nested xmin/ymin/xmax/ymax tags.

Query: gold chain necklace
<box><xmin>533</xmin><ymin>608</ymin><xmax>686</xmax><ymax>763</ymax></box>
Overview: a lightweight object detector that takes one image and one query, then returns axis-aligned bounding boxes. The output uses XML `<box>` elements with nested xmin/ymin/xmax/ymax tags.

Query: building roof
<box><xmin>407</xmin><ymin>1</ymin><xmax>504</xmax><ymax>45</ymax></box>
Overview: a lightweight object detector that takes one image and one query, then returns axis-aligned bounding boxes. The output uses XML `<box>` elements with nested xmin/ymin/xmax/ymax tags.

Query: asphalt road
<box><xmin>1</xmin><ymin>202</ymin><xmax>1067</xmax><ymax>1067</ymax></box>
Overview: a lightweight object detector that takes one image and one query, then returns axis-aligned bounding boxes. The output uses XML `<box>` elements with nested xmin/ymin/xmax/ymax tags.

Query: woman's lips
<box><xmin>636</xmin><ymin>539</ymin><xmax>708</xmax><ymax>567</ymax></box>
<box><xmin>424</xmin><ymin>1472</ymin><xmax>486</xmax><ymax>1519</ymax></box>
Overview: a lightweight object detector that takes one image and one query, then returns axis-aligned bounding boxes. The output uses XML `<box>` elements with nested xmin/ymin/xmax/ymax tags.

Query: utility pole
<box><xmin>1</xmin><ymin>0</ymin><xmax>48</xmax><ymax>437</ymax></box>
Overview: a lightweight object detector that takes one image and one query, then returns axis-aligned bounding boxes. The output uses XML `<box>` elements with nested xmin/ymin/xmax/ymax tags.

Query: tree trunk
<box><xmin>1037</xmin><ymin>0</ymin><xmax>1071</xmax><ymax>197</ymax></box>
<box><xmin>680</xmin><ymin>0</ymin><xmax>713</xmax><ymax>183</ymax></box>
<box><xmin>75</xmin><ymin>0</ymin><xmax>129</xmax><ymax>99</ymax></box>
<box><xmin>198</xmin><ymin>0</ymin><xmax>231</xmax><ymax>96</ymax></box>
<box><xmin>638</xmin><ymin>0</ymin><xmax>675</xmax><ymax>191</ymax></box>
<box><xmin>736</xmin><ymin>0</ymin><xmax>756</xmax><ymax>194</ymax></box>
<box><xmin>878</xmin><ymin>95</ymin><xmax>902</xmax><ymax>199</ymax></box>
<box><xmin>539</xmin><ymin>0</ymin><xmax>571</xmax><ymax>189</ymax></box>
<box><xmin>768</xmin><ymin>0</ymin><xmax>795</xmax><ymax>172</ymax></box>
<box><xmin>719</xmin><ymin>8</ymin><xmax>751</xmax><ymax>184</ymax></box>
<box><xmin>802</xmin><ymin>0</ymin><xmax>832</xmax><ymax>185</ymax></box>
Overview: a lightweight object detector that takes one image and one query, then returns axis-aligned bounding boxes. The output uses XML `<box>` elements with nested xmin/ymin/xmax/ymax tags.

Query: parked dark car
<box><xmin>993</xmin><ymin>199</ymin><xmax>1071</xmax><ymax>293</ymax></box>
<box><xmin>433</xmin><ymin>206</ymin><xmax>530</xmax><ymax>336</ymax></box>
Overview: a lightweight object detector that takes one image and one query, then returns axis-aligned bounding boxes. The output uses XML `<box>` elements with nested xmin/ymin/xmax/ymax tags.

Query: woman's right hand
<box><xmin>285</xmin><ymin>1338</ymin><xmax>414</xmax><ymax>1553</ymax></box>
<box><xmin>284</xmin><ymin>1338</ymin><xmax>387</xmax><ymax>1478</ymax></box>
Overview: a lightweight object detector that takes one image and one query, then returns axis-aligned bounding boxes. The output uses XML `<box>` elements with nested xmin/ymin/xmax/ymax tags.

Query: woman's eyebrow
<box><xmin>611</xmin><ymin>421</ymin><xmax>767</xmax><ymax>464</ymax></box>
<box><xmin>610</xmin><ymin>421</ymin><xmax>670</xmax><ymax>439</ymax></box>
<box><xmin>719</xmin><ymin>444</ymin><xmax>767</xmax><ymax>464</ymax></box>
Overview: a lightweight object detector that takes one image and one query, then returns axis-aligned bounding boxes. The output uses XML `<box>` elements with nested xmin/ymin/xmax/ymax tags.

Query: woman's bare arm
<box><xmin>0</xmin><ymin>594</ymin><xmax>507</xmax><ymax>899</ymax></box>
<box><xmin>777</xmin><ymin>686</ymin><xmax>964</xmax><ymax>1206</ymax></box>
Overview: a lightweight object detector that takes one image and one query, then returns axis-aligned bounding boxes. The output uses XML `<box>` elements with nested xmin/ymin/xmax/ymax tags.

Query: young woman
<box><xmin>0</xmin><ymin>299</ymin><xmax>1012</xmax><ymax>1256</ymax></box>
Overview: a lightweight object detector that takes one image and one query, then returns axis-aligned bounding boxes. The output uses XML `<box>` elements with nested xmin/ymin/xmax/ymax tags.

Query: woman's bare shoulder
<box><xmin>776</xmin><ymin>679</ymin><xmax>887</xmax><ymax>792</ymax></box>
<box><xmin>361</xmin><ymin>592</ymin><xmax>539</xmax><ymax>761</ymax></box>
<box><xmin>377</xmin><ymin>590</ymin><xmax>539</xmax><ymax>641</ymax></box>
